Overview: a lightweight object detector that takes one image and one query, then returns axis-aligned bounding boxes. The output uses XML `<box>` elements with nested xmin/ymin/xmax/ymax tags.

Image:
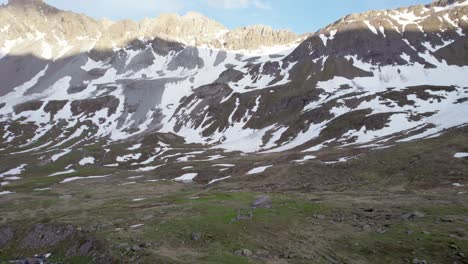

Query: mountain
<box><xmin>0</xmin><ymin>0</ymin><xmax>467</xmax><ymax>178</ymax></box>
<box><xmin>0</xmin><ymin>0</ymin><xmax>298</xmax><ymax>59</ymax></box>
<box><xmin>1</xmin><ymin>1</ymin><xmax>468</xmax><ymax>263</ymax></box>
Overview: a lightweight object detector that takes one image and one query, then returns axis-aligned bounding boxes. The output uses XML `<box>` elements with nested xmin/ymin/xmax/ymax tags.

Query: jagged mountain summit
<box><xmin>0</xmin><ymin>0</ymin><xmax>299</xmax><ymax>61</ymax></box>
<box><xmin>0</xmin><ymin>0</ymin><xmax>467</xmax><ymax>175</ymax></box>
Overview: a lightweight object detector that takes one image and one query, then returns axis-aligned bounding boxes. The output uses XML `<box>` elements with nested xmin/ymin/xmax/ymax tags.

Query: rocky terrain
<box><xmin>0</xmin><ymin>0</ymin><xmax>299</xmax><ymax>59</ymax></box>
<box><xmin>0</xmin><ymin>0</ymin><xmax>467</xmax><ymax>263</ymax></box>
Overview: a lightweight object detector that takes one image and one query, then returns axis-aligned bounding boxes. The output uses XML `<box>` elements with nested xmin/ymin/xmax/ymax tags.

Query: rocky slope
<box><xmin>0</xmin><ymin>0</ymin><xmax>467</xmax><ymax>183</ymax></box>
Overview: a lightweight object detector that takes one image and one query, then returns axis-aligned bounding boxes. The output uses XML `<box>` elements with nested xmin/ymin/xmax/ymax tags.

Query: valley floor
<box><xmin>0</xmin><ymin>182</ymin><xmax>467</xmax><ymax>264</ymax></box>
<box><xmin>0</xmin><ymin>127</ymin><xmax>467</xmax><ymax>263</ymax></box>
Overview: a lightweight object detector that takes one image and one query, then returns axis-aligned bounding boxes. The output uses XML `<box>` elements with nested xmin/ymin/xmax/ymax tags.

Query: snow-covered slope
<box><xmin>0</xmin><ymin>0</ymin><xmax>467</xmax><ymax>159</ymax></box>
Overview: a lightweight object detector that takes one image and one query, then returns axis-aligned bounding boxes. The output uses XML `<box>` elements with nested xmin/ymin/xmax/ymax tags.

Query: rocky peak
<box><xmin>141</xmin><ymin>13</ymin><xmax>298</xmax><ymax>49</ymax></box>
<box><xmin>0</xmin><ymin>1</ymin><xmax>300</xmax><ymax>55</ymax></box>
<box><xmin>224</xmin><ymin>25</ymin><xmax>298</xmax><ymax>50</ymax></box>
<box><xmin>429</xmin><ymin>0</ymin><xmax>462</xmax><ymax>7</ymax></box>
<box><xmin>286</xmin><ymin>0</ymin><xmax>467</xmax><ymax>67</ymax></box>
<box><xmin>316</xmin><ymin>0</ymin><xmax>467</xmax><ymax>37</ymax></box>
<box><xmin>139</xmin><ymin>11</ymin><xmax>227</xmax><ymax>46</ymax></box>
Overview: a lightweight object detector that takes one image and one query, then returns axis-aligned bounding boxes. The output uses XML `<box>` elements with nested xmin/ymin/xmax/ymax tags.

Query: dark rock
<box><xmin>251</xmin><ymin>195</ymin><xmax>272</xmax><ymax>209</ymax></box>
<box><xmin>167</xmin><ymin>46</ymin><xmax>204</xmax><ymax>71</ymax></box>
<box><xmin>235</xmin><ymin>248</ymin><xmax>253</xmax><ymax>257</ymax></box>
<box><xmin>454</xmin><ymin>228</ymin><xmax>466</xmax><ymax>237</ymax></box>
<box><xmin>332</xmin><ymin>213</ymin><xmax>345</xmax><ymax>222</ymax></box>
<box><xmin>314</xmin><ymin>214</ymin><xmax>326</xmax><ymax>220</ymax></box>
<box><xmin>412</xmin><ymin>258</ymin><xmax>427</xmax><ymax>264</ymax></box>
<box><xmin>13</xmin><ymin>100</ymin><xmax>43</xmax><ymax>114</ymax></box>
<box><xmin>66</xmin><ymin>239</ymin><xmax>97</xmax><ymax>256</ymax></box>
<box><xmin>255</xmin><ymin>249</ymin><xmax>271</xmax><ymax>258</ymax></box>
<box><xmin>400</xmin><ymin>211</ymin><xmax>425</xmax><ymax>221</ymax></box>
<box><xmin>0</xmin><ymin>227</ymin><xmax>14</xmax><ymax>247</ymax></box>
<box><xmin>67</xmin><ymin>84</ymin><xmax>88</xmax><ymax>94</ymax></box>
<box><xmin>242</xmin><ymin>249</ymin><xmax>253</xmax><ymax>257</ymax></box>
<box><xmin>116</xmin><ymin>243</ymin><xmax>129</xmax><ymax>249</ymax></box>
<box><xmin>215</xmin><ymin>68</ymin><xmax>245</xmax><ymax>83</ymax></box>
<box><xmin>376</xmin><ymin>228</ymin><xmax>386</xmax><ymax>234</ymax></box>
<box><xmin>140</xmin><ymin>242</ymin><xmax>152</xmax><ymax>248</ymax></box>
<box><xmin>10</xmin><ymin>257</ymin><xmax>45</xmax><ymax>264</ymax></box>
<box><xmin>406</xmin><ymin>230</ymin><xmax>414</xmax><ymax>235</ymax></box>
<box><xmin>191</xmin><ymin>232</ymin><xmax>202</xmax><ymax>241</ymax></box>
<box><xmin>88</xmin><ymin>68</ymin><xmax>107</xmax><ymax>78</ymax></box>
<box><xmin>22</xmin><ymin>224</ymin><xmax>75</xmax><ymax>248</ymax></box>
<box><xmin>450</xmin><ymin>244</ymin><xmax>458</xmax><ymax>250</ymax></box>
<box><xmin>151</xmin><ymin>37</ymin><xmax>184</xmax><ymax>57</ymax></box>
<box><xmin>440</xmin><ymin>217</ymin><xmax>453</xmax><ymax>222</ymax></box>
<box><xmin>282</xmin><ymin>250</ymin><xmax>296</xmax><ymax>259</ymax></box>
<box><xmin>44</xmin><ymin>100</ymin><xmax>68</xmax><ymax>120</ymax></box>
<box><xmin>70</xmin><ymin>96</ymin><xmax>120</xmax><ymax>117</ymax></box>
<box><xmin>131</xmin><ymin>245</ymin><xmax>143</xmax><ymax>252</ymax></box>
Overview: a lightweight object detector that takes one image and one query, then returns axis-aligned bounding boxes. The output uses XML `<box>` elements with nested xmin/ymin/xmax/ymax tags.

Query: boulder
<box><xmin>251</xmin><ymin>196</ymin><xmax>272</xmax><ymax>209</ymax></box>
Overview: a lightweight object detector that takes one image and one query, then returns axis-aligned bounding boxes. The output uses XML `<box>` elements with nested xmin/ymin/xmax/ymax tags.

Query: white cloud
<box><xmin>205</xmin><ymin>0</ymin><xmax>271</xmax><ymax>10</ymax></box>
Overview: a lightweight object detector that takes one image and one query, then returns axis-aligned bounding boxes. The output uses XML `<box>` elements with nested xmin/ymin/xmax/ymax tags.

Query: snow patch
<box><xmin>454</xmin><ymin>152</ymin><xmax>468</xmax><ymax>158</ymax></box>
<box><xmin>0</xmin><ymin>164</ymin><xmax>26</xmax><ymax>178</ymax></box>
<box><xmin>292</xmin><ymin>155</ymin><xmax>317</xmax><ymax>163</ymax></box>
<box><xmin>79</xmin><ymin>157</ymin><xmax>95</xmax><ymax>166</ymax></box>
<box><xmin>49</xmin><ymin>169</ymin><xmax>76</xmax><ymax>177</ymax></box>
<box><xmin>133</xmin><ymin>165</ymin><xmax>162</xmax><ymax>172</ymax></box>
<box><xmin>208</xmin><ymin>176</ymin><xmax>231</xmax><ymax>185</ymax></box>
<box><xmin>117</xmin><ymin>153</ymin><xmax>142</xmax><ymax>162</ymax></box>
<box><xmin>60</xmin><ymin>175</ymin><xmax>111</xmax><ymax>183</ymax></box>
<box><xmin>174</xmin><ymin>173</ymin><xmax>198</xmax><ymax>182</ymax></box>
<box><xmin>247</xmin><ymin>165</ymin><xmax>272</xmax><ymax>175</ymax></box>
<box><xmin>128</xmin><ymin>144</ymin><xmax>142</xmax><ymax>151</ymax></box>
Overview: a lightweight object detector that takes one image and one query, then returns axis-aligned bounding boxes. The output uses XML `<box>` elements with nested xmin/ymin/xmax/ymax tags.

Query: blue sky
<box><xmin>2</xmin><ymin>0</ymin><xmax>430</xmax><ymax>33</ymax></box>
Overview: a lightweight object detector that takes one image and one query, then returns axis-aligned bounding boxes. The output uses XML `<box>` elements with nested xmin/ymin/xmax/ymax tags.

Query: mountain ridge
<box><xmin>0</xmin><ymin>1</ymin><xmax>468</xmax><ymax>262</ymax></box>
<box><xmin>0</xmin><ymin>0</ymin><xmax>466</xmax><ymax>176</ymax></box>
<box><xmin>0</xmin><ymin>0</ymin><xmax>300</xmax><ymax>57</ymax></box>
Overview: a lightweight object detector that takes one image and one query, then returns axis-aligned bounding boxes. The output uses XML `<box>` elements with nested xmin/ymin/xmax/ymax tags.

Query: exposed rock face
<box><xmin>141</xmin><ymin>14</ymin><xmax>300</xmax><ymax>49</ymax></box>
<box><xmin>139</xmin><ymin>12</ymin><xmax>227</xmax><ymax>46</ymax></box>
<box><xmin>0</xmin><ymin>1</ymin><xmax>299</xmax><ymax>60</ymax></box>
<box><xmin>224</xmin><ymin>25</ymin><xmax>298</xmax><ymax>50</ymax></box>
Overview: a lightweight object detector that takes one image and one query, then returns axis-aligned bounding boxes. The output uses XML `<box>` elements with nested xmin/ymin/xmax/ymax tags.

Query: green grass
<box><xmin>109</xmin><ymin>191</ymin><xmax>330</xmax><ymax>262</ymax></box>
<box><xmin>1</xmin><ymin>183</ymin><xmax>467</xmax><ymax>263</ymax></box>
<box><xmin>4</xmin><ymin>166</ymin><xmax>115</xmax><ymax>192</ymax></box>
<box><xmin>334</xmin><ymin>206</ymin><xmax>468</xmax><ymax>264</ymax></box>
